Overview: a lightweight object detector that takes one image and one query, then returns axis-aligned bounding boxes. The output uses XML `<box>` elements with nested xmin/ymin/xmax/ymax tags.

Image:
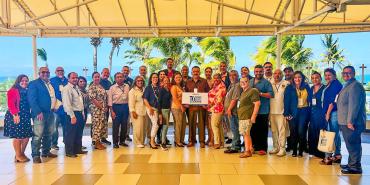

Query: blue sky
<box><xmin>0</xmin><ymin>32</ymin><xmax>369</xmax><ymax>78</ymax></box>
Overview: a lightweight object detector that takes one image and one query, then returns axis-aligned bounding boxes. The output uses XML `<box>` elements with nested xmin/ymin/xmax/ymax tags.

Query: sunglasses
<box><xmin>56</xmin><ymin>70</ymin><xmax>64</xmax><ymax>72</ymax></box>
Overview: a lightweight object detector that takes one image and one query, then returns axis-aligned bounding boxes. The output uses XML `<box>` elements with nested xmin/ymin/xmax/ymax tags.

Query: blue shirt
<box><xmin>50</xmin><ymin>76</ymin><xmax>68</xmax><ymax>115</ymax></box>
<box><xmin>124</xmin><ymin>77</ymin><xmax>134</xmax><ymax>88</ymax></box>
<box><xmin>250</xmin><ymin>78</ymin><xmax>274</xmax><ymax>114</ymax></box>
<box><xmin>100</xmin><ymin>78</ymin><xmax>112</xmax><ymax>90</ymax></box>
<box><xmin>143</xmin><ymin>85</ymin><xmax>160</xmax><ymax>109</ymax></box>
<box><xmin>322</xmin><ymin>79</ymin><xmax>342</xmax><ymax>113</ymax></box>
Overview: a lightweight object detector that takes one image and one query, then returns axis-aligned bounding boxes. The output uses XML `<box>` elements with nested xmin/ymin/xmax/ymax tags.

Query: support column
<box><xmin>32</xmin><ymin>35</ymin><xmax>37</xmax><ymax>79</ymax></box>
<box><xmin>276</xmin><ymin>33</ymin><xmax>282</xmax><ymax>69</ymax></box>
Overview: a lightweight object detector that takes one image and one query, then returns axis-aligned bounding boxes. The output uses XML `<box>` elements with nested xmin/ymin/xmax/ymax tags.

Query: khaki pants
<box><xmin>211</xmin><ymin>112</ymin><xmax>224</xmax><ymax>145</ymax></box>
<box><xmin>132</xmin><ymin>115</ymin><xmax>145</xmax><ymax>145</ymax></box>
<box><xmin>172</xmin><ymin>108</ymin><xmax>186</xmax><ymax>144</ymax></box>
<box><xmin>270</xmin><ymin>114</ymin><xmax>287</xmax><ymax>151</ymax></box>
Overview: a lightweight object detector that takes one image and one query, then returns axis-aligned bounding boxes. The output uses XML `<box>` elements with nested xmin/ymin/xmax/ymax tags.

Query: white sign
<box><xmin>182</xmin><ymin>92</ymin><xmax>208</xmax><ymax>105</ymax></box>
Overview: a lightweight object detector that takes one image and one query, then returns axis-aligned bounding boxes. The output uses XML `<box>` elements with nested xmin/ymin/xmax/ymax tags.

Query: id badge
<box><xmin>298</xmin><ymin>98</ymin><xmax>304</xmax><ymax>106</ymax></box>
<box><xmin>312</xmin><ymin>98</ymin><xmax>317</xmax><ymax>106</ymax></box>
<box><xmin>194</xmin><ymin>88</ymin><xmax>198</xmax><ymax>93</ymax></box>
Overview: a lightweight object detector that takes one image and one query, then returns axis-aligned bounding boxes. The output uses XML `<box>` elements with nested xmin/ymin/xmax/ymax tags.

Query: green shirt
<box><xmin>237</xmin><ymin>88</ymin><xmax>260</xmax><ymax>120</ymax></box>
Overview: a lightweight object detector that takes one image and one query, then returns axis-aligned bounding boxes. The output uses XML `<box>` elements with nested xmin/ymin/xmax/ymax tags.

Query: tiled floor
<box><xmin>0</xmin><ymin>136</ymin><xmax>369</xmax><ymax>185</ymax></box>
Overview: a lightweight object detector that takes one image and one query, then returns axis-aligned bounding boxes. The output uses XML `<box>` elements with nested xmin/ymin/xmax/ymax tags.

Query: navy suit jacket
<box><xmin>283</xmin><ymin>83</ymin><xmax>312</xmax><ymax>118</ymax></box>
<box><xmin>27</xmin><ymin>78</ymin><xmax>52</xmax><ymax>118</ymax></box>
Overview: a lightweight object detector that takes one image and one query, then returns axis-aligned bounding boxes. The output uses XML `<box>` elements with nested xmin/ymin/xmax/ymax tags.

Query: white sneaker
<box><xmin>137</xmin><ymin>144</ymin><xmax>145</xmax><ymax>148</ymax></box>
<box><xmin>276</xmin><ymin>150</ymin><xmax>286</xmax><ymax>157</ymax></box>
<box><xmin>269</xmin><ymin>148</ymin><xmax>279</xmax><ymax>154</ymax></box>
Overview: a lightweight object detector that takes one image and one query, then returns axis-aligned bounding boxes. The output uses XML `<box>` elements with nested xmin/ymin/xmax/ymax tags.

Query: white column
<box><xmin>32</xmin><ymin>35</ymin><xmax>37</xmax><ymax>79</ymax></box>
<box><xmin>276</xmin><ymin>33</ymin><xmax>282</xmax><ymax>69</ymax></box>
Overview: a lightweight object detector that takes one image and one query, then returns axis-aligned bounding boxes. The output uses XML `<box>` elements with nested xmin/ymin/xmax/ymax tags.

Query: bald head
<box><xmin>273</xmin><ymin>69</ymin><xmax>283</xmax><ymax>82</ymax></box>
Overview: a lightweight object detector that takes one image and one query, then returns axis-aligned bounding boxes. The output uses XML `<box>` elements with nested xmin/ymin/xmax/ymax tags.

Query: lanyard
<box><xmin>151</xmin><ymin>85</ymin><xmax>159</xmax><ymax>102</ymax></box>
<box><xmin>273</xmin><ymin>82</ymin><xmax>282</xmax><ymax>93</ymax></box>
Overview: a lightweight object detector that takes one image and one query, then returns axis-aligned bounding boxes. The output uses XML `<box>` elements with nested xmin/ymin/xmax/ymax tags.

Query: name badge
<box><xmin>312</xmin><ymin>98</ymin><xmax>316</xmax><ymax>106</ymax></box>
<box><xmin>194</xmin><ymin>88</ymin><xmax>198</xmax><ymax>93</ymax></box>
<box><xmin>298</xmin><ymin>98</ymin><xmax>304</xmax><ymax>106</ymax></box>
<box><xmin>334</xmin><ymin>95</ymin><xmax>339</xmax><ymax>103</ymax></box>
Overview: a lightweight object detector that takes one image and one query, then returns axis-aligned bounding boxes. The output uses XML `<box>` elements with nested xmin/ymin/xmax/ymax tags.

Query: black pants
<box><xmin>112</xmin><ymin>104</ymin><xmax>129</xmax><ymax>145</ymax></box>
<box><xmin>250</xmin><ymin>114</ymin><xmax>269</xmax><ymax>151</ymax></box>
<box><xmin>65</xmin><ymin>111</ymin><xmax>84</xmax><ymax>155</ymax></box>
<box><xmin>340</xmin><ymin>125</ymin><xmax>363</xmax><ymax>170</ymax></box>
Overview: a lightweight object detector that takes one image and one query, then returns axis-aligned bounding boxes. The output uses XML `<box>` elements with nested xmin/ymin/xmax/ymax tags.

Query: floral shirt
<box><xmin>208</xmin><ymin>82</ymin><xmax>227</xmax><ymax>113</ymax></box>
<box><xmin>88</xmin><ymin>83</ymin><xmax>108</xmax><ymax>112</ymax></box>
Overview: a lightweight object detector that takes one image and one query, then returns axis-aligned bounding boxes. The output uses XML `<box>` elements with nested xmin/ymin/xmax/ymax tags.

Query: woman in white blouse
<box><xmin>128</xmin><ymin>76</ymin><xmax>146</xmax><ymax>148</ymax></box>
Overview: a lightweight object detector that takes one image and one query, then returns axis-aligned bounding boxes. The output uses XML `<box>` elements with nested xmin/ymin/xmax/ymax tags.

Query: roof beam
<box><xmin>49</xmin><ymin>0</ymin><xmax>68</xmax><ymax>26</ymax></box>
<box><xmin>185</xmin><ymin>0</ymin><xmax>188</xmax><ymax>26</ymax></box>
<box><xmin>82</xmin><ymin>0</ymin><xmax>98</xmax><ymax>26</ymax></box>
<box><xmin>117</xmin><ymin>0</ymin><xmax>128</xmax><ymax>26</ymax></box>
<box><xmin>150</xmin><ymin>0</ymin><xmax>158</xmax><ymax>26</ymax></box>
<box><xmin>363</xmin><ymin>14</ymin><xmax>370</xmax><ymax>22</ymax></box>
<box><xmin>0</xmin><ymin>16</ymin><xmax>5</xmax><ymax>27</ymax></box>
<box><xmin>204</xmin><ymin>0</ymin><xmax>290</xmax><ymax>24</ymax></box>
<box><xmin>245</xmin><ymin>0</ymin><xmax>255</xmax><ymax>24</ymax></box>
<box><xmin>13</xmin><ymin>0</ymin><xmax>98</xmax><ymax>27</ymax></box>
<box><xmin>12</xmin><ymin>0</ymin><xmax>44</xmax><ymax>26</ymax></box>
<box><xmin>277</xmin><ymin>0</ymin><xmax>292</xmax><ymax>24</ymax></box>
<box><xmin>144</xmin><ymin>0</ymin><xmax>151</xmax><ymax>26</ymax></box>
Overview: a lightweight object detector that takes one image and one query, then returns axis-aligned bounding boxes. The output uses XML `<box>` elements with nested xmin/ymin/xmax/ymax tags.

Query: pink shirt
<box><xmin>208</xmin><ymin>82</ymin><xmax>226</xmax><ymax>113</ymax></box>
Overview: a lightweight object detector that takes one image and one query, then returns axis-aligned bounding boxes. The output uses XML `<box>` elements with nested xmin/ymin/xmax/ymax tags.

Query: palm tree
<box><xmin>124</xmin><ymin>38</ymin><xmax>154</xmax><ymax>72</ymax></box>
<box><xmin>37</xmin><ymin>48</ymin><xmax>48</xmax><ymax>67</ymax></box>
<box><xmin>321</xmin><ymin>34</ymin><xmax>345</xmax><ymax>69</ymax></box>
<box><xmin>108</xmin><ymin>37</ymin><xmax>123</xmax><ymax>74</ymax></box>
<box><xmin>198</xmin><ymin>37</ymin><xmax>235</xmax><ymax>69</ymax></box>
<box><xmin>90</xmin><ymin>37</ymin><xmax>102</xmax><ymax>72</ymax></box>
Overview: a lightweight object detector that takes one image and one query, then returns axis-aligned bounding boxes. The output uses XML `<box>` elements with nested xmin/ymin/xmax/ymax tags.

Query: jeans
<box><xmin>340</xmin><ymin>125</ymin><xmax>362</xmax><ymax>171</ymax></box>
<box><xmin>65</xmin><ymin>111</ymin><xmax>84</xmax><ymax>155</ymax></box>
<box><xmin>112</xmin><ymin>104</ymin><xmax>129</xmax><ymax>145</ymax></box>
<box><xmin>229</xmin><ymin>115</ymin><xmax>240</xmax><ymax>150</ymax></box>
<box><xmin>290</xmin><ymin>107</ymin><xmax>309</xmax><ymax>154</ymax></box>
<box><xmin>161</xmin><ymin>109</ymin><xmax>170</xmax><ymax>144</ymax></box>
<box><xmin>31</xmin><ymin>112</ymin><xmax>55</xmax><ymax>157</ymax></box>
<box><xmin>325</xmin><ymin>111</ymin><xmax>341</xmax><ymax>157</ymax></box>
<box><xmin>51</xmin><ymin>113</ymin><xmax>66</xmax><ymax>147</ymax></box>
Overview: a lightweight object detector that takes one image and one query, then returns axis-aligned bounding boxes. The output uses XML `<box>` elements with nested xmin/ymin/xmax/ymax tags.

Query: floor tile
<box><xmin>259</xmin><ymin>175</ymin><xmax>308</xmax><ymax>185</ymax></box>
<box><xmin>220</xmin><ymin>175</ymin><xmax>265</xmax><ymax>185</ymax></box>
<box><xmin>86</xmin><ymin>163</ymin><xmax>129</xmax><ymax>174</ymax></box>
<box><xmin>94</xmin><ymin>174</ymin><xmax>140</xmax><ymax>185</ymax></box>
<box><xmin>11</xmin><ymin>173</ymin><xmax>63</xmax><ymax>185</ymax></box>
<box><xmin>339</xmin><ymin>175</ymin><xmax>370</xmax><ymax>185</ymax></box>
<box><xmin>270</xmin><ymin>163</ymin><xmax>315</xmax><ymax>174</ymax></box>
<box><xmin>179</xmin><ymin>174</ymin><xmax>221</xmax><ymax>185</ymax></box>
<box><xmin>0</xmin><ymin>174</ymin><xmax>22</xmax><ymax>185</ymax></box>
<box><xmin>199</xmin><ymin>163</ymin><xmax>237</xmax><ymax>174</ymax></box>
<box><xmin>48</xmin><ymin>163</ymin><xmax>93</xmax><ymax>174</ymax></box>
<box><xmin>300</xmin><ymin>175</ymin><xmax>350</xmax><ymax>185</ymax></box>
<box><xmin>233</xmin><ymin>163</ymin><xmax>276</xmax><ymax>174</ymax></box>
<box><xmin>161</xmin><ymin>163</ymin><xmax>200</xmax><ymax>174</ymax></box>
<box><xmin>124</xmin><ymin>163</ymin><xmax>162</xmax><ymax>174</ymax></box>
<box><xmin>51</xmin><ymin>174</ymin><xmax>102</xmax><ymax>185</ymax></box>
<box><xmin>137</xmin><ymin>174</ymin><xmax>180</xmax><ymax>185</ymax></box>
<box><xmin>115</xmin><ymin>154</ymin><xmax>151</xmax><ymax>163</ymax></box>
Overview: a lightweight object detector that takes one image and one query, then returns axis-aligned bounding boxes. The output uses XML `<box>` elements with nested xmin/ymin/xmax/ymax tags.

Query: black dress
<box><xmin>4</xmin><ymin>88</ymin><xmax>33</xmax><ymax>139</ymax></box>
<box><xmin>308</xmin><ymin>85</ymin><xmax>326</xmax><ymax>158</ymax></box>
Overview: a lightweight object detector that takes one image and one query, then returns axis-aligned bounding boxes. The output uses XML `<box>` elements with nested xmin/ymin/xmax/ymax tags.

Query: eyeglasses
<box><xmin>342</xmin><ymin>72</ymin><xmax>352</xmax><ymax>75</ymax></box>
<box><xmin>137</xmin><ymin>80</ymin><xmax>144</xmax><ymax>82</ymax></box>
<box><xmin>56</xmin><ymin>70</ymin><xmax>64</xmax><ymax>72</ymax></box>
<box><xmin>41</xmin><ymin>71</ymin><xmax>50</xmax><ymax>74</ymax></box>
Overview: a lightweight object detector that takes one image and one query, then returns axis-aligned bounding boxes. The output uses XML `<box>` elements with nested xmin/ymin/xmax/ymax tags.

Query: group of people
<box><xmin>3</xmin><ymin>58</ymin><xmax>366</xmax><ymax>174</ymax></box>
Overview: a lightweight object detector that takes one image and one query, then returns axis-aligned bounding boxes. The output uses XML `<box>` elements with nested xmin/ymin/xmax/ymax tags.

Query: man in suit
<box><xmin>28</xmin><ymin>67</ymin><xmax>58</xmax><ymax>163</ymax></box>
<box><xmin>337</xmin><ymin>65</ymin><xmax>366</xmax><ymax>174</ymax></box>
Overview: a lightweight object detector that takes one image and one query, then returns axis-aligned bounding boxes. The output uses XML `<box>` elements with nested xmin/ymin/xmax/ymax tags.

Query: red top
<box><xmin>7</xmin><ymin>87</ymin><xmax>20</xmax><ymax>115</ymax></box>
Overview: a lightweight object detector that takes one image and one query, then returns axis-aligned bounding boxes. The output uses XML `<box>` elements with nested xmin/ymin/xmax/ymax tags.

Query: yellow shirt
<box><xmin>296</xmin><ymin>88</ymin><xmax>308</xmax><ymax>108</ymax></box>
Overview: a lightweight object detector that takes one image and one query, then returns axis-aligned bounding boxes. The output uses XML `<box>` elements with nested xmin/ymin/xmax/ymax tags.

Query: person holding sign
<box><xmin>143</xmin><ymin>73</ymin><xmax>161</xmax><ymax>149</ymax></box>
<box><xmin>283</xmin><ymin>71</ymin><xmax>311</xmax><ymax>157</ymax></box>
<box><xmin>208</xmin><ymin>73</ymin><xmax>227</xmax><ymax>149</ymax></box>
<box><xmin>320</xmin><ymin>68</ymin><xmax>343</xmax><ymax>165</ymax></box>
<box><xmin>185</xmin><ymin>66</ymin><xmax>210</xmax><ymax>148</ymax></box>
<box><xmin>308</xmin><ymin>71</ymin><xmax>326</xmax><ymax>159</ymax></box>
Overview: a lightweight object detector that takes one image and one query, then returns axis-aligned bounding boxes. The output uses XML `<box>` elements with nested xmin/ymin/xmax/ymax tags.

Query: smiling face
<box><xmin>39</xmin><ymin>67</ymin><xmax>50</xmax><ymax>81</ymax></box>
<box><xmin>115</xmin><ymin>73</ymin><xmax>124</xmax><ymax>85</ymax></box>
<box><xmin>342</xmin><ymin>67</ymin><xmax>355</xmax><ymax>82</ymax></box>
<box><xmin>19</xmin><ymin>76</ymin><xmax>29</xmax><ymax>89</ymax></box>
<box><xmin>101</xmin><ymin>69</ymin><xmax>110</xmax><ymax>79</ymax></box>
<box><xmin>69</xmin><ymin>73</ymin><xmax>78</xmax><ymax>86</ymax></box>
<box><xmin>167</xmin><ymin>59</ymin><xmax>174</xmax><ymax>69</ymax></box>
<box><xmin>55</xmin><ymin>67</ymin><xmax>64</xmax><ymax>78</ymax></box>
<box><xmin>273</xmin><ymin>69</ymin><xmax>283</xmax><ymax>82</ymax></box>
<box><xmin>213</xmin><ymin>74</ymin><xmax>221</xmax><ymax>86</ymax></box>
<box><xmin>139</xmin><ymin>66</ymin><xmax>147</xmax><ymax>77</ymax></box>
<box><xmin>159</xmin><ymin>71</ymin><xmax>166</xmax><ymax>81</ymax></box>
<box><xmin>324</xmin><ymin>71</ymin><xmax>336</xmax><ymax>84</ymax></box>
<box><xmin>240</xmin><ymin>78</ymin><xmax>250</xmax><ymax>89</ymax></box>
<box><xmin>136</xmin><ymin>77</ymin><xmax>144</xmax><ymax>88</ymax></box>
<box><xmin>264</xmin><ymin>63</ymin><xmax>273</xmax><ymax>76</ymax></box>
<box><xmin>122</xmin><ymin>66</ymin><xmax>130</xmax><ymax>77</ymax></box>
<box><xmin>205</xmin><ymin>68</ymin><xmax>212</xmax><ymax>80</ymax></box>
<box><xmin>311</xmin><ymin>73</ymin><xmax>322</xmax><ymax>86</ymax></box>
<box><xmin>151</xmin><ymin>74</ymin><xmax>159</xmax><ymax>86</ymax></box>
<box><xmin>93</xmin><ymin>73</ymin><xmax>100</xmax><ymax>84</ymax></box>
<box><xmin>78</xmin><ymin>78</ymin><xmax>87</xmax><ymax>89</ymax></box>
<box><xmin>174</xmin><ymin>74</ymin><xmax>182</xmax><ymax>85</ymax></box>
<box><xmin>294</xmin><ymin>73</ymin><xmax>303</xmax><ymax>87</ymax></box>
<box><xmin>181</xmin><ymin>66</ymin><xmax>189</xmax><ymax>77</ymax></box>
<box><xmin>191</xmin><ymin>67</ymin><xmax>200</xmax><ymax>80</ymax></box>
<box><xmin>254</xmin><ymin>67</ymin><xmax>264</xmax><ymax>80</ymax></box>
<box><xmin>241</xmin><ymin>67</ymin><xmax>249</xmax><ymax>78</ymax></box>
<box><xmin>220</xmin><ymin>62</ymin><xmax>227</xmax><ymax>74</ymax></box>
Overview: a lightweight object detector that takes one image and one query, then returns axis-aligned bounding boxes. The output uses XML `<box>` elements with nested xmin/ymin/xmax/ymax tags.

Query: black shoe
<box><xmin>340</xmin><ymin>164</ymin><xmax>349</xmax><ymax>169</ymax></box>
<box><xmin>81</xmin><ymin>146</ymin><xmax>87</xmax><ymax>150</ymax></box>
<box><xmin>101</xmin><ymin>138</ymin><xmax>112</xmax><ymax>145</ymax></box>
<box><xmin>41</xmin><ymin>152</ymin><xmax>57</xmax><ymax>158</ymax></box>
<box><xmin>292</xmin><ymin>151</ymin><xmax>297</xmax><ymax>157</ymax></box>
<box><xmin>51</xmin><ymin>145</ymin><xmax>59</xmax><ymax>150</ymax></box>
<box><xmin>92</xmin><ymin>141</ymin><xmax>96</xmax><ymax>145</ymax></box>
<box><xmin>113</xmin><ymin>144</ymin><xmax>119</xmax><ymax>148</ymax></box>
<box><xmin>119</xmin><ymin>142</ymin><xmax>129</xmax><ymax>147</ymax></box>
<box><xmin>341</xmin><ymin>168</ymin><xmax>362</xmax><ymax>174</ymax></box>
<box><xmin>126</xmin><ymin>136</ymin><xmax>132</xmax><ymax>142</ymax></box>
<box><xmin>298</xmin><ymin>153</ymin><xmax>303</xmax><ymax>158</ymax></box>
<box><xmin>66</xmin><ymin>153</ymin><xmax>78</xmax><ymax>158</ymax></box>
<box><xmin>225</xmin><ymin>139</ymin><xmax>233</xmax><ymax>144</ymax></box>
<box><xmin>76</xmin><ymin>150</ymin><xmax>88</xmax><ymax>154</ymax></box>
<box><xmin>160</xmin><ymin>144</ymin><xmax>168</xmax><ymax>151</ymax></box>
<box><xmin>33</xmin><ymin>157</ymin><xmax>42</xmax><ymax>163</ymax></box>
<box><xmin>224</xmin><ymin>149</ymin><xmax>239</xmax><ymax>154</ymax></box>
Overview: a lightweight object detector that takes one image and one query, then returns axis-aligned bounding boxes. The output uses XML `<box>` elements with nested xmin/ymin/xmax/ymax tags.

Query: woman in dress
<box><xmin>143</xmin><ymin>73</ymin><xmax>161</xmax><ymax>149</ymax></box>
<box><xmin>4</xmin><ymin>74</ymin><xmax>33</xmax><ymax>163</ymax></box>
<box><xmin>88</xmin><ymin>72</ymin><xmax>108</xmax><ymax>150</ymax></box>
<box><xmin>308</xmin><ymin>71</ymin><xmax>326</xmax><ymax>159</ymax></box>
<box><xmin>171</xmin><ymin>72</ymin><xmax>186</xmax><ymax>147</ymax></box>
<box><xmin>129</xmin><ymin>76</ymin><xmax>147</xmax><ymax>148</ymax></box>
<box><xmin>208</xmin><ymin>73</ymin><xmax>227</xmax><ymax>149</ymax></box>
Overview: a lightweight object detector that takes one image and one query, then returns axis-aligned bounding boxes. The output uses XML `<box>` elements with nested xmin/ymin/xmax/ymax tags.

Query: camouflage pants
<box><xmin>91</xmin><ymin>108</ymin><xmax>107</xmax><ymax>142</ymax></box>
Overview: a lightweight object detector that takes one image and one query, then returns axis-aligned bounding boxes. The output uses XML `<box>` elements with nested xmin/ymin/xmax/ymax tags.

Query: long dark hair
<box><xmin>148</xmin><ymin>72</ymin><xmax>159</xmax><ymax>86</ymax></box>
<box><xmin>78</xmin><ymin>76</ymin><xmax>87</xmax><ymax>90</ymax></box>
<box><xmin>11</xmin><ymin>74</ymin><xmax>29</xmax><ymax>89</ymax></box>
<box><xmin>171</xmin><ymin>72</ymin><xmax>183</xmax><ymax>86</ymax></box>
<box><xmin>293</xmin><ymin>71</ymin><xmax>307</xmax><ymax>89</ymax></box>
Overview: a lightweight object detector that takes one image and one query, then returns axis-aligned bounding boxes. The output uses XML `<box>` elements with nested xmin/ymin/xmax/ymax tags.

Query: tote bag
<box><xmin>317</xmin><ymin>129</ymin><xmax>336</xmax><ymax>153</ymax></box>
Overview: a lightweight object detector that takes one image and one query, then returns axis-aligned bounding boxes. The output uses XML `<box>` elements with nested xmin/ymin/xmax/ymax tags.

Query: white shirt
<box><xmin>128</xmin><ymin>87</ymin><xmax>146</xmax><ymax>116</ymax></box>
<box><xmin>62</xmin><ymin>83</ymin><xmax>84</xmax><ymax>118</ymax></box>
<box><xmin>270</xmin><ymin>79</ymin><xmax>290</xmax><ymax>115</ymax></box>
<box><xmin>43</xmin><ymin>80</ymin><xmax>58</xmax><ymax>110</ymax></box>
<box><xmin>108</xmin><ymin>83</ymin><xmax>130</xmax><ymax>106</ymax></box>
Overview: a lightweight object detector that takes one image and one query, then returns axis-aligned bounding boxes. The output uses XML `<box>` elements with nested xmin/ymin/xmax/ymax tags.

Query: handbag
<box><xmin>317</xmin><ymin>129</ymin><xmax>336</xmax><ymax>153</ymax></box>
